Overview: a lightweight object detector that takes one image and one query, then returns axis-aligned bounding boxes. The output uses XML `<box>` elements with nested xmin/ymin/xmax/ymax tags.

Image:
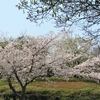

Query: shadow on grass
<box><xmin>1</xmin><ymin>91</ymin><xmax>100</xmax><ymax>100</ymax></box>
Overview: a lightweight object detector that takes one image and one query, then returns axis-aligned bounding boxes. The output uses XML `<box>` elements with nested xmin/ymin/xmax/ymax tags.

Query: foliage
<box><xmin>58</xmin><ymin>30</ymin><xmax>94</xmax><ymax>67</ymax></box>
<box><xmin>17</xmin><ymin>0</ymin><xmax>100</xmax><ymax>40</ymax></box>
<box><xmin>0</xmin><ymin>42</ymin><xmax>8</xmax><ymax>48</ymax></box>
<box><xmin>91</xmin><ymin>45</ymin><xmax>100</xmax><ymax>57</ymax></box>
<box><xmin>35</xmin><ymin>77</ymin><xmax>66</xmax><ymax>82</ymax></box>
<box><xmin>66</xmin><ymin>56</ymin><xmax>88</xmax><ymax>67</ymax></box>
<box><xmin>0</xmin><ymin>34</ymin><xmax>14</xmax><ymax>48</ymax></box>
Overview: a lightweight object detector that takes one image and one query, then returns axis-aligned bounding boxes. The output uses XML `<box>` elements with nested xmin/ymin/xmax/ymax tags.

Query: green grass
<box><xmin>0</xmin><ymin>78</ymin><xmax>100</xmax><ymax>100</ymax></box>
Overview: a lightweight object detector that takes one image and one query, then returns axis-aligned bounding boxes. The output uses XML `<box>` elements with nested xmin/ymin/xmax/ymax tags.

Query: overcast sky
<box><xmin>0</xmin><ymin>0</ymin><xmax>81</xmax><ymax>38</ymax></box>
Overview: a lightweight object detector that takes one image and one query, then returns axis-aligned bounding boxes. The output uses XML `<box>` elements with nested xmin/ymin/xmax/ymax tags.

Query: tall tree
<box><xmin>0</xmin><ymin>32</ymin><xmax>68</xmax><ymax>100</ymax></box>
<box><xmin>17</xmin><ymin>0</ymin><xmax>100</xmax><ymax>39</ymax></box>
<box><xmin>0</xmin><ymin>34</ymin><xmax>59</xmax><ymax>100</ymax></box>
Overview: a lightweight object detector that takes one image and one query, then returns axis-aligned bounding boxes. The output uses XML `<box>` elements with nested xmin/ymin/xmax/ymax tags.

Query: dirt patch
<box><xmin>33</xmin><ymin>82</ymin><xmax>96</xmax><ymax>89</ymax></box>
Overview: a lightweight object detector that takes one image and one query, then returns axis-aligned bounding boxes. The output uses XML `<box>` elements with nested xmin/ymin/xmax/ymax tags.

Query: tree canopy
<box><xmin>17</xmin><ymin>0</ymin><xmax>100</xmax><ymax>39</ymax></box>
<box><xmin>0</xmin><ymin>31</ymin><xmax>99</xmax><ymax>100</ymax></box>
<box><xmin>0</xmin><ymin>32</ymin><xmax>75</xmax><ymax>100</ymax></box>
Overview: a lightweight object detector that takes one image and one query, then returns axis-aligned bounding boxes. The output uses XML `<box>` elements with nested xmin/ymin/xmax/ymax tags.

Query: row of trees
<box><xmin>0</xmin><ymin>31</ymin><xmax>99</xmax><ymax>100</ymax></box>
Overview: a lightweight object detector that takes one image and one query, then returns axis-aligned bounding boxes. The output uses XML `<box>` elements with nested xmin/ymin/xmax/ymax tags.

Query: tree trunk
<box><xmin>19</xmin><ymin>86</ymin><xmax>26</xmax><ymax>100</ymax></box>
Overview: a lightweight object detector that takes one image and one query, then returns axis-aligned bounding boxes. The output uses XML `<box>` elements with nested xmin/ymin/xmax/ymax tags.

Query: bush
<box><xmin>35</xmin><ymin>77</ymin><xmax>66</xmax><ymax>82</ymax></box>
<box><xmin>1</xmin><ymin>90</ymin><xmax>100</xmax><ymax>100</ymax></box>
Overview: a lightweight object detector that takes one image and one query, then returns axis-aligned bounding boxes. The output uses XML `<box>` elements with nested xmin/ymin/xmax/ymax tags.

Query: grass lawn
<box><xmin>0</xmin><ymin>78</ymin><xmax>100</xmax><ymax>100</ymax></box>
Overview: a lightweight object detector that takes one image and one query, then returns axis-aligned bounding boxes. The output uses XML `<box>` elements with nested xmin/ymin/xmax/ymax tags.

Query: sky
<box><xmin>0</xmin><ymin>0</ymin><xmax>80</xmax><ymax>38</ymax></box>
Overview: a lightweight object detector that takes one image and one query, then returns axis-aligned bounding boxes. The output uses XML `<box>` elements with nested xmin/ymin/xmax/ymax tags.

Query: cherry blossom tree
<box><xmin>0</xmin><ymin>32</ymin><xmax>67</xmax><ymax>100</ymax></box>
<box><xmin>0</xmin><ymin>31</ymin><xmax>97</xmax><ymax>100</ymax></box>
<box><xmin>74</xmin><ymin>56</ymin><xmax>100</xmax><ymax>82</ymax></box>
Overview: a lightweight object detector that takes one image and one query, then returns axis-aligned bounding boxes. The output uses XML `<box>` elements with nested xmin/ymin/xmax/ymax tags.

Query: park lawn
<box><xmin>0</xmin><ymin>78</ymin><xmax>100</xmax><ymax>100</ymax></box>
